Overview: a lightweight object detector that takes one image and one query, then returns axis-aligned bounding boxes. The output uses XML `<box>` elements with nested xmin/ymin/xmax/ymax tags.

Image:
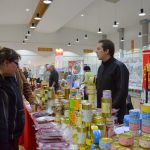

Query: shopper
<box><xmin>0</xmin><ymin>47</ymin><xmax>24</xmax><ymax>150</ymax></box>
<box><xmin>43</xmin><ymin>64</ymin><xmax>51</xmax><ymax>82</ymax></box>
<box><xmin>49</xmin><ymin>65</ymin><xmax>59</xmax><ymax>92</ymax></box>
<box><xmin>23</xmin><ymin>67</ymin><xmax>28</xmax><ymax>79</ymax></box>
<box><xmin>96</xmin><ymin>39</ymin><xmax>129</xmax><ymax>124</ymax></box>
<box><xmin>82</xmin><ymin>66</ymin><xmax>94</xmax><ymax>100</ymax></box>
<box><xmin>16</xmin><ymin>68</ymin><xmax>36</xmax><ymax>104</ymax></box>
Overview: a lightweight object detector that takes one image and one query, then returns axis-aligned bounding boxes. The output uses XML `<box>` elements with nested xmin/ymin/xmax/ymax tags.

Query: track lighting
<box><xmin>113</xmin><ymin>21</ymin><xmax>118</xmax><ymax>28</ymax></box>
<box><xmin>67</xmin><ymin>43</ymin><xmax>71</xmax><ymax>46</ymax></box>
<box><xmin>34</xmin><ymin>13</ymin><xmax>41</xmax><ymax>20</ymax></box>
<box><xmin>84</xmin><ymin>34</ymin><xmax>88</xmax><ymax>39</ymax></box>
<box><xmin>43</xmin><ymin>0</ymin><xmax>52</xmax><ymax>4</ymax></box>
<box><xmin>76</xmin><ymin>38</ymin><xmax>79</xmax><ymax>43</ymax></box>
<box><xmin>24</xmin><ymin>36</ymin><xmax>28</xmax><ymax>41</ymax></box>
<box><xmin>139</xmin><ymin>8</ymin><xmax>146</xmax><ymax>16</ymax></box>
<box><xmin>121</xmin><ymin>37</ymin><xmax>124</xmax><ymax>42</ymax></box>
<box><xmin>97</xmin><ymin>28</ymin><xmax>102</xmax><ymax>34</ymax></box>
<box><xmin>26</xmin><ymin>31</ymin><xmax>31</xmax><ymax>36</ymax></box>
<box><xmin>138</xmin><ymin>32</ymin><xmax>142</xmax><ymax>37</ymax></box>
<box><xmin>30</xmin><ymin>23</ymin><xmax>36</xmax><ymax>29</ymax></box>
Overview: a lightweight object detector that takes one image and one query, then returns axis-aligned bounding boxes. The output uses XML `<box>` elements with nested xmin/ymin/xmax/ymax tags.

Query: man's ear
<box><xmin>3</xmin><ymin>60</ymin><xmax>9</xmax><ymax>65</ymax></box>
<box><xmin>106</xmin><ymin>49</ymin><xmax>110</xmax><ymax>55</ymax></box>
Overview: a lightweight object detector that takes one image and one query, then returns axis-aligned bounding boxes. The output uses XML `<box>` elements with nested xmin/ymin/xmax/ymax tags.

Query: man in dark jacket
<box><xmin>96</xmin><ymin>39</ymin><xmax>129</xmax><ymax>124</ymax></box>
<box><xmin>49</xmin><ymin>65</ymin><xmax>59</xmax><ymax>92</ymax></box>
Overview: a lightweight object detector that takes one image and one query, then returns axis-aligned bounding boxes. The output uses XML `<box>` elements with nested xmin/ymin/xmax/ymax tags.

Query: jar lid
<box><xmin>140</xmin><ymin>134</ymin><xmax>150</xmax><ymax>141</ymax></box>
<box><xmin>77</xmin><ymin>126</ymin><xmax>87</xmax><ymax>132</ymax></box>
<box><xmin>82</xmin><ymin>103</ymin><xmax>92</xmax><ymax>110</ymax></box>
<box><xmin>119</xmin><ymin>132</ymin><xmax>133</xmax><ymax>138</ymax></box>
<box><xmin>100</xmin><ymin>138</ymin><xmax>112</xmax><ymax>143</ymax></box>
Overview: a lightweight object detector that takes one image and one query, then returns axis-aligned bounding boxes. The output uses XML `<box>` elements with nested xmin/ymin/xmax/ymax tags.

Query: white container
<box><xmin>82</xmin><ymin>103</ymin><xmax>92</xmax><ymax>123</ymax></box>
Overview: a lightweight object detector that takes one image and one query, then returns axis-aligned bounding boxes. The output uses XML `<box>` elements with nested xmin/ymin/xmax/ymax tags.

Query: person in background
<box><xmin>43</xmin><ymin>64</ymin><xmax>51</xmax><ymax>82</ymax></box>
<box><xmin>96</xmin><ymin>39</ymin><xmax>129</xmax><ymax>124</ymax></box>
<box><xmin>16</xmin><ymin>68</ymin><xmax>37</xmax><ymax>104</ymax></box>
<box><xmin>23</xmin><ymin>67</ymin><xmax>28</xmax><ymax>79</ymax></box>
<box><xmin>66</xmin><ymin>72</ymin><xmax>73</xmax><ymax>87</ymax></box>
<box><xmin>49</xmin><ymin>65</ymin><xmax>59</xmax><ymax>92</ymax></box>
<box><xmin>126</xmin><ymin>94</ymin><xmax>133</xmax><ymax>114</ymax></box>
<box><xmin>82</xmin><ymin>66</ymin><xmax>94</xmax><ymax>100</ymax></box>
<box><xmin>0</xmin><ymin>47</ymin><xmax>24</xmax><ymax>150</ymax></box>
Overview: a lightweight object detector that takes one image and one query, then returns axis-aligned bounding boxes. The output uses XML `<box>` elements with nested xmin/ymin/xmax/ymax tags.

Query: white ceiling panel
<box><xmin>0</xmin><ymin>0</ymin><xmax>38</xmax><ymax>24</ymax></box>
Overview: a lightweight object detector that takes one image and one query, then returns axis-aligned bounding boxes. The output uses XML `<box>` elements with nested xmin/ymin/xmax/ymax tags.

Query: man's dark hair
<box><xmin>98</xmin><ymin>39</ymin><xmax>115</xmax><ymax>57</ymax></box>
<box><xmin>0</xmin><ymin>47</ymin><xmax>21</xmax><ymax>65</ymax></box>
<box><xmin>84</xmin><ymin>66</ymin><xmax>91</xmax><ymax>72</ymax></box>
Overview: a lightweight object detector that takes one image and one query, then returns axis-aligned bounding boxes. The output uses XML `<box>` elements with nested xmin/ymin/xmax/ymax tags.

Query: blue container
<box><xmin>93</xmin><ymin>130</ymin><xmax>101</xmax><ymax>144</ymax></box>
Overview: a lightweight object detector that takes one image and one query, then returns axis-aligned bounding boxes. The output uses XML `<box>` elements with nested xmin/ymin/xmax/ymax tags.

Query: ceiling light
<box><xmin>26</xmin><ymin>31</ymin><xmax>31</xmax><ymax>36</ymax></box>
<box><xmin>139</xmin><ymin>8</ymin><xmax>146</xmax><ymax>16</ymax></box>
<box><xmin>81</xmin><ymin>14</ymin><xmax>84</xmax><ymax>17</ymax></box>
<box><xmin>67</xmin><ymin>42</ymin><xmax>71</xmax><ymax>46</ymax></box>
<box><xmin>138</xmin><ymin>32</ymin><xmax>142</xmax><ymax>37</ymax></box>
<box><xmin>34</xmin><ymin>13</ymin><xmax>41</xmax><ymax>20</ymax></box>
<box><xmin>24</xmin><ymin>36</ymin><xmax>28</xmax><ymax>41</ymax></box>
<box><xmin>97</xmin><ymin>28</ymin><xmax>102</xmax><ymax>34</ymax></box>
<box><xmin>26</xmin><ymin>8</ymin><xmax>30</xmax><ymax>12</ymax></box>
<box><xmin>76</xmin><ymin>38</ymin><xmax>79</xmax><ymax>43</ymax></box>
<box><xmin>30</xmin><ymin>23</ymin><xmax>36</xmax><ymax>29</ymax></box>
<box><xmin>43</xmin><ymin>0</ymin><xmax>52</xmax><ymax>4</ymax></box>
<box><xmin>113</xmin><ymin>21</ymin><xmax>119</xmax><ymax>28</ymax></box>
<box><xmin>121</xmin><ymin>37</ymin><xmax>124</xmax><ymax>42</ymax></box>
<box><xmin>84</xmin><ymin>34</ymin><xmax>88</xmax><ymax>39</ymax></box>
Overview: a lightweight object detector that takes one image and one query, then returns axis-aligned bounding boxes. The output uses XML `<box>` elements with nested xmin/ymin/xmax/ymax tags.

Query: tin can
<box><xmin>139</xmin><ymin>134</ymin><xmax>150</xmax><ymax>149</ymax></box>
<box><xmin>99</xmin><ymin>138</ymin><xmax>112</xmax><ymax>149</ymax></box>
<box><xmin>77</xmin><ymin>126</ymin><xmax>87</xmax><ymax>145</ymax></box>
<box><xmin>119</xmin><ymin>132</ymin><xmax>134</xmax><ymax>146</ymax></box>
<box><xmin>101</xmin><ymin>97</ymin><xmax>112</xmax><ymax>117</ymax></box>
<box><xmin>142</xmin><ymin>125</ymin><xmax>150</xmax><ymax>134</ymax></box>
<box><xmin>82</xmin><ymin>103</ymin><xmax>92</xmax><ymax>123</ymax></box>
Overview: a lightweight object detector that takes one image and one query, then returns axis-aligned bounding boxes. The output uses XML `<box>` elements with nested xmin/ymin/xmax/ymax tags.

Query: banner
<box><xmin>55</xmin><ymin>49</ymin><xmax>63</xmax><ymax>70</ymax></box>
<box><xmin>142</xmin><ymin>49</ymin><xmax>150</xmax><ymax>89</ymax></box>
<box><xmin>68</xmin><ymin>60</ymin><xmax>84</xmax><ymax>75</ymax></box>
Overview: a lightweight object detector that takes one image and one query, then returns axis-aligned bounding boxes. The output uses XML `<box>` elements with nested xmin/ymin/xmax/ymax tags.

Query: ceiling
<box><xmin>0</xmin><ymin>0</ymin><xmax>149</xmax><ymax>33</ymax></box>
<box><xmin>0</xmin><ymin>0</ymin><xmax>150</xmax><ymax>52</ymax></box>
<box><xmin>0</xmin><ymin>0</ymin><xmax>38</xmax><ymax>24</ymax></box>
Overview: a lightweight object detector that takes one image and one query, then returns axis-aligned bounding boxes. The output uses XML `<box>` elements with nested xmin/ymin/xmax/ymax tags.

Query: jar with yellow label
<box><xmin>101</xmin><ymin>97</ymin><xmax>112</xmax><ymax>117</ymax></box>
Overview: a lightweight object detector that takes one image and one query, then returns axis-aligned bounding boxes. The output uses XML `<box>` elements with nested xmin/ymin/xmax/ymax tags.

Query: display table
<box><xmin>19</xmin><ymin>106</ymin><xmax>37</xmax><ymax>150</ymax></box>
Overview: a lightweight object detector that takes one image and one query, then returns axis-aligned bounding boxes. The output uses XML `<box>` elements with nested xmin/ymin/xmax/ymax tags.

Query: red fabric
<box><xmin>142</xmin><ymin>49</ymin><xmax>150</xmax><ymax>89</ymax></box>
<box><xmin>19</xmin><ymin>107</ymin><xmax>37</xmax><ymax>150</ymax></box>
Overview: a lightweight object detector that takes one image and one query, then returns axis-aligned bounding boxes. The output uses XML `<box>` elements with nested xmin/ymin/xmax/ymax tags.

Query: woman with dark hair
<box><xmin>0</xmin><ymin>47</ymin><xmax>24</xmax><ymax>150</ymax></box>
